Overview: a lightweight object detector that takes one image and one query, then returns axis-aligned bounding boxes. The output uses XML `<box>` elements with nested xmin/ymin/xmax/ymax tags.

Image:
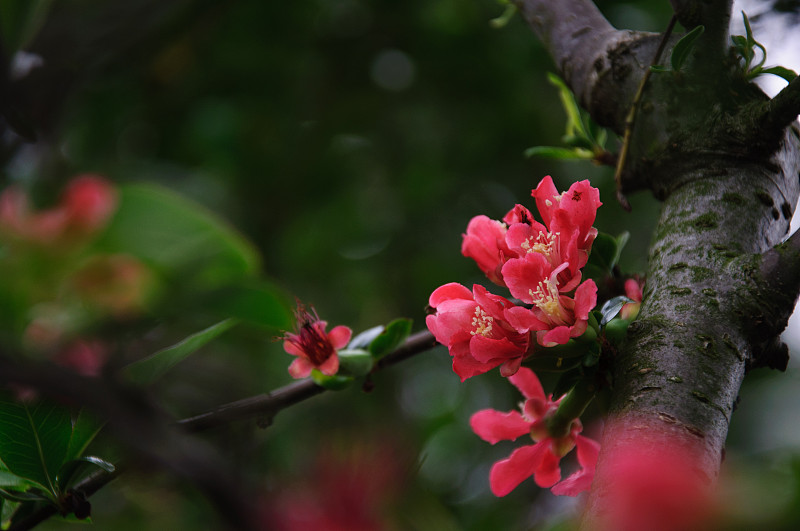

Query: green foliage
<box><xmin>732</xmin><ymin>11</ymin><xmax>798</xmax><ymax>82</ymax></box>
<box><xmin>368</xmin><ymin>318</ymin><xmax>413</xmax><ymax>359</ymax></box>
<box><xmin>0</xmin><ymin>0</ymin><xmax>53</xmax><ymax>52</ymax></box>
<box><xmin>671</xmin><ymin>25</ymin><xmax>705</xmax><ymax>71</ymax></box>
<box><xmin>489</xmin><ymin>0</ymin><xmax>517</xmax><ymax>29</ymax></box>
<box><xmin>95</xmin><ymin>184</ymin><xmax>261</xmax><ymax>288</ymax></box>
<box><xmin>0</xmin><ymin>395</ymin><xmax>108</xmax><ymax>523</ymax></box>
<box><xmin>124</xmin><ymin>318</ymin><xmax>239</xmax><ymax>385</ymax></box>
<box><xmin>583</xmin><ymin>231</ymin><xmax>630</xmax><ymax>283</ymax></box>
<box><xmin>525</xmin><ymin>74</ymin><xmax>612</xmax><ymax>164</ymax></box>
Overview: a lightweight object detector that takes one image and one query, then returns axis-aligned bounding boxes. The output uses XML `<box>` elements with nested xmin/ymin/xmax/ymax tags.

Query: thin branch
<box><xmin>613</xmin><ymin>15</ymin><xmax>677</xmax><ymax>210</ymax></box>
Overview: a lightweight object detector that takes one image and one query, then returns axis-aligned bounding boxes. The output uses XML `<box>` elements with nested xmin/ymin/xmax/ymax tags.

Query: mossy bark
<box><xmin>515</xmin><ymin>0</ymin><xmax>800</xmax><ymax>527</ymax></box>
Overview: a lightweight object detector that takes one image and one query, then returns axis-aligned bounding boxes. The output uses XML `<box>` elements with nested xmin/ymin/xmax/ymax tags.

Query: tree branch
<box><xmin>760</xmin><ymin>76</ymin><xmax>800</xmax><ymax>136</ymax></box>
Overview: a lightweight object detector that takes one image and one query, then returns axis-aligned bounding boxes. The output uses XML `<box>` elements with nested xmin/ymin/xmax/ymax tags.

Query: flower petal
<box><xmin>288</xmin><ymin>357</ymin><xmax>313</xmax><ymax>378</ymax></box>
<box><xmin>429</xmin><ymin>282</ymin><xmax>473</xmax><ymax>307</ymax></box>
<box><xmin>507</xmin><ymin>367</ymin><xmax>545</xmax><ymax>401</ymax></box>
<box><xmin>327</xmin><ymin>325</ymin><xmax>352</xmax><ymax>349</ymax></box>
<box><xmin>470</xmin><ymin>409</ymin><xmax>532</xmax><ymax>444</ymax></box>
<box><xmin>550</xmin><ymin>435</ymin><xmax>600</xmax><ymax>496</ymax></box>
<box><xmin>489</xmin><ymin>442</ymin><xmax>549</xmax><ymax>497</ymax></box>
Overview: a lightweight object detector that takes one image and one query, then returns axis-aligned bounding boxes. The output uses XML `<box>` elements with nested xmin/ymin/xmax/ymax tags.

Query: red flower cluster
<box><xmin>470</xmin><ymin>367</ymin><xmax>599</xmax><ymax>497</ymax></box>
<box><xmin>427</xmin><ymin>176</ymin><xmax>601</xmax><ymax>380</ymax></box>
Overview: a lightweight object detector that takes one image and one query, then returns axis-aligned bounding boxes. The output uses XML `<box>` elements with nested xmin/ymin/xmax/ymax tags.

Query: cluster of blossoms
<box><xmin>426</xmin><ymin>176</ymin><xmax>603</xmax><ymax>497</ymax></box>
<box><xmin>426</xmin><ymin>176</ymin><xmax>601</xmax><ymax>381</ymax></box>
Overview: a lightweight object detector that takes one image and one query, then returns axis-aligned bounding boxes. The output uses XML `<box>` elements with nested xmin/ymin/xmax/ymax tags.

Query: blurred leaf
<box><xmin>489</xmin><ymin>3</ymin><xmax>516</xmax><ymax>29</ymax></box>
<box><xmin>96</xmin><ymin>184</ymin><xmax>261</xmax><ymax>288</ymax></box>
<box><xmin>0</xmin><ymin>397</ymin><xmax>72</xmax><ymax>499</ymax></box>
<box><xmin>209</xmin><ymin>283</ymin><xmax>291</xmax><ymax>330</ymax></box>
<box><xmin>762</xmin><ymin>66</ymin><xmax>798</xmax><ymax>82</ymax></box>
<box><xmin>369</xmin><ymin>318</ymin><xmax>413</xmax><ymax>359</ymax></box>
<box><xmin>553</xmin><ymin>367</ymin><xmax>582</xmax><ymax>399</ymax></box>
<box><xmin>0</xmin><ymin>0</ymin><xmax>53</xmax><ymax>52</ymax></box>
<box><xmin>337</xmin><ymin>349</ymin><xmax>374</xmax><ymax>377</ymax></box>
<box><xmin>124</xmin><ymin>319</ymin><xmax>238</xmax><ymax>385</ymax></box>
<box><xmin>524</xmin><ymin>146</ymin><xmax>593</xmax><ymax>160</ymax></box>
<box><xmin>670</xmin><ymin>25</ymin><xmax>704</xmax><ymax>71</ymax></box>
<box><xmin>600</xmin><ymin>296</ymin><xmax>634</xmax><ymax>327</ymax></box>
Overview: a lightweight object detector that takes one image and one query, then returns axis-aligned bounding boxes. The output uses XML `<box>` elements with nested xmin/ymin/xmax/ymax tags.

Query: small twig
<box><xmin>614</xmin><ymin>15</ymin><xmax>678</xmax><ymax>210</ymax></box>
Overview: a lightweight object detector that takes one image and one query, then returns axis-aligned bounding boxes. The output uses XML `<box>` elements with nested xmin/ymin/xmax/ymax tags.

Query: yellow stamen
<box><xmin>471</xmin><ymin>307</ymin><xmax>494</xmax><ymax>337</ymax></box>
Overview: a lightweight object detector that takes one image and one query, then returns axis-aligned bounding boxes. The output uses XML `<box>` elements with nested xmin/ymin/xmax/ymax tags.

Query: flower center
<box><xmin>529</xmin><ymin>277</ymin><xmax>566</xmax><ymax>323</ymax></box>
<box><xmin>470</xmin><ymin>306</ymin><xmax>494</xmax><ymax>337</ymax></box>
<box><xmin>520</xmin><ymin>230</ymin><xmax>559</xmax><ymax>260</ymax></box>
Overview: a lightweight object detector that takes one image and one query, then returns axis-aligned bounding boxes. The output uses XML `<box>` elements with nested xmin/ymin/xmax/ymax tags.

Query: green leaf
<box><xmin>547</xmin><ymin>73</ymin><xmax>589</xmax><ymax>140</ymax></box>
<box><xmin>369</xmin><ymin>318</ymin><xmax>413</xmax><ymax>359</ymax></box>
<box><xmin>742</xmin><ymin>11</ymin><xmax>755</xmax><ymax>47</ymax></box>
<box><xmin>56</xmin><ymin>456</ymin><xmax>115</xmax><ymax>492</ymax></box>
<box><xmin>65</xmin><ymin>410</ymin><xmax>103</xmax><ymax>464</ymax></box>
<box><xmin>124</xmin><ymin>319</ymin><xmax>238</xmax><ymax>385</ymax></box>
<box><xmin>208</xmin><ymin>283</ymin><xmax>292</xmax><ymax>330</ymax></box>
<box><xmin>552</xmin><ymin>367</ymin><xmax>583</xmax><ymax>399</ymax></box>
<box><xmin>348</xmin><ymin>325</ymin><xmax>386</xmax><ymax>350</ymax></box>
<box><xmin>524</xmin><ymin>146</ymin><xmax>593</xmax><ymax>160</ymax></box>
<box><xmin>649</xmin><ymin>65</ymin><xmax>671</xmax><ymax>73</ymax></box>
<box><xmin>600</xmin><ymin>295</ymin><xmax>634</xmax><ymax>326</ymax></box>
<box><xmin>0</xmin><ymin>488</ymin><xmax>50</xmax><ymax>503</ymax></box>
<box><xmin>95</xmin><ymin>184</ymin><xmax>261</xmax><ymax>288</ymax></box>
<box><xmin>310</xmin><ymin>369</ymin><xmax>353</xmax><ymax>390</ymax></box>
<box><xmin>671</xmin><ymin>25</ymin><xmax>705</xmax><ymax>71</ymax></box>
<box><xmin>585</xmin><ymin>231</ymin><xmax>629</xmax><ymax>279</ymax></box>
<box><xmin>336</xmin><ymin>349</ymin><xmax>374</xmax><ymax>377</ymax></box>
<box><xmin>761</xmin><ymin>66</ymin><xmax>798</xmax><ymax>82</ymax></box>
<box><xmin>489</xmin><ymin>3</ymin><xmax>516</xmax><ymax>29</ymax></box>
<box><xmin>0</xmin><ymin>397</ymin><xmax>72</xmax><ymax>499</ymax></box>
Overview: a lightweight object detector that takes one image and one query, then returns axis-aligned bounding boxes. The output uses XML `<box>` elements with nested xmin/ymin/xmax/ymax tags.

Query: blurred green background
<box><xmin>2</xmin><ymin>0</ymin><xmax>800</xmax><ymax>529</ymax></box>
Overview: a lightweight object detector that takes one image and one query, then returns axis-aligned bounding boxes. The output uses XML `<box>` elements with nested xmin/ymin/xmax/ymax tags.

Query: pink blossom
<box><xmin>532</xmin><ymin>176</ymin><xmax>601</xmax><ymax>252</ymax></box>
<box><xmin>470</xmin><ymin>367</ymin><xmax>598</xmax><ymax>496</ymax></box>
<box><xmin>620</xmin><ymin>277</ymin><xmax>644</xmax><ymax>320</ymax></box>
<box><xmin>282</xmin><ymin>305</ymin><xmax>352</xmax><ymax>379</ymax></box>
<box><xmin>426</xmin><ymin>282</ymin><xmax>529</xmax><ymax>381</ymax></box>
<box><xmin>503</xmin><ymin>262</ymin><xmax>598</xmax><ymax>347</ymax></box>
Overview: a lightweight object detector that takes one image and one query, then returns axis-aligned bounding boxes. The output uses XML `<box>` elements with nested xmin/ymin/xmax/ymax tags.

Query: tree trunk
<box><xmin>514</xmin><ymin>1</ymin><xmax>800</xmax><ymax>528</ymax></box>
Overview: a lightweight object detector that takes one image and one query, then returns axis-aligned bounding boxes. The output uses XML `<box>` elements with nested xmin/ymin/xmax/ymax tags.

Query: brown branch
<box><xmin>761</xmin><ymin>76</ymin><xmax>800</xmax><ymax>135</ymax></box>
<box><xmin>613</xmin><ymin>15</ymin><xmax>677</xmax><ymax>211</ymax></box>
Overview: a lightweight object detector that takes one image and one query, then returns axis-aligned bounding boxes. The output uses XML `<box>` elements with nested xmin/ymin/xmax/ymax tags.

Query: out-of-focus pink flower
<box><xmin>282</xmin><ymin>305</ymin><xmax>351</xmax><ymax>379</ymax></box>
<box><xmin>0</xmin><ymin>175</ymin><xmax>116</xmax><ymax>245</ymax></box>
<box><xmin>70</xmin><ymin>254</ymin><xmax>153</xmax><ymax>318</ymax></box>
<box><xmin>469</xmin><ymin>367</ymin><xmax>599</xmax><ymax>496</ymax></box>
<box><xmin>426</xmin><ymin>282</ymin><xmax>530</xmax><ymax>380</ymax></box>
<box><xmin>53</xmin><ymin>340</ymin><xmax>108</xmax><ymax>377</ymax></box>
<box><xmin>590</xmin><ymin>431</ymin><xmax>715</xmax><ymax>531</ymax></box>
<box><xmin>61</xmin><ymin>174</ymin><xmax>117</xmax><ymax>234</ymax></box>
<box><xmin>620</xmin><ymin>277</ymin><xmax>644</xmax><ymax>321</ymax></box>
<box><xmin>503</xmin><ymin>262</ymin><xmax>598</xmax><ymax>347</ymax></box>
<box><xmin>263</xmin><ymin>436</ymin><xmax>407</xmax><ymax>531</ymax></box>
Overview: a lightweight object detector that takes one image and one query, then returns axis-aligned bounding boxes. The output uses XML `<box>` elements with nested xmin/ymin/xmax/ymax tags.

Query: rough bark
<box><xmin>514</xmin><ymin>0</ymin><xmax>800</xmax><ymax>527</ymax></box>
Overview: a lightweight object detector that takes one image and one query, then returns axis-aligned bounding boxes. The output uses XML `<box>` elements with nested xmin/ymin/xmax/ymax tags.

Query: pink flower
<box><xmin>460</xmin><ymin>205</ymin><xmax>534</xmax><ymax>286</ymax></box>
<box><xmin>282</xmin><ymin>305</ymin><xmax>352</xmax><ymax>379</ymax></box>
<box><xmin>532</xmin><ymin>176</ymin><xmax>601</xmax><ymax>253</ymax></box>
<box><xmin>426</xmin><ymin>282</ymin><xmax>530</xmax><ymax>381</ymax></box>
<box><xmin>620</xmin><ymin>277</ymin><xmax>644</xmax><ymax>320</ymax></box>
<box><xmin>503</xmin><ymin>262</ymin><xmax>598</xmax><ymax>347</ymax></box>
<box><xmin>0</xmin><ymin>175</ymin><xmax>117</xmax><ymax>245</ymax></box>
<box><xmin>469</xmin><ymin>367</ymin><xmax>599</xmax><ymax>496</ymax></box>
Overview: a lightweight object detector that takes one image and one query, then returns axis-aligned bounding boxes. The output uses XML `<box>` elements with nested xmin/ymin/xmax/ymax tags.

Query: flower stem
<box><xmin>546</xmin><ymin>376</ymin><xmax>597</xmax><ymax>438</ymax></box>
